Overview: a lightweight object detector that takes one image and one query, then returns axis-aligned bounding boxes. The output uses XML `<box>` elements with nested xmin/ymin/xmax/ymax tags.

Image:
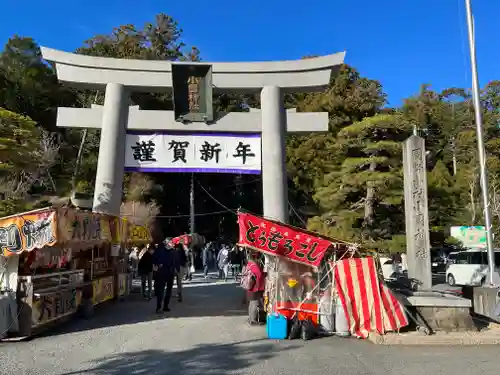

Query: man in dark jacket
<box><xmin>152</xmin><ymin>242</ymin><xmax>179</xmax><ymax>313</ymax></box>
<box><xmin>138</xmin><ymin>244</ymin><xmax>154</xmax><ymax>299</ymax></box>
<box><xmin>202</xmin><ymin>242</ymin><xmax>211</xmax><ymax>279</ymax></box>
<box><xmin>230</xmin><ymin>246</ymin><xmax>241</xmax><ymax>278</ymax></box>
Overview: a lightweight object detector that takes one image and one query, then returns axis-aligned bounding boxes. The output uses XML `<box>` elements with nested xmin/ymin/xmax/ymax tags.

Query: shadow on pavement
<box><xmin>38</xmin><ymin>282</ymin><xmax>247</xmax><ymax>338</ymax></box>
<box><xmin>60</xmin><ymin>339</ymin><xmax>295</xmax><ymax>375</ymax></box>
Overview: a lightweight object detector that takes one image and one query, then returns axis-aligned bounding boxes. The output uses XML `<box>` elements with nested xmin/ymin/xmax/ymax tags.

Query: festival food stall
<box><xmin>237</xmin><ymin>210</ymin><xmax>409</xmax><ymax>340</ymax></box>
<box><xmin>0</xmin><ymin>208</ymin><xmax>84</xmax><ymax>337</ymax></box>
<box><xmin>0</xmin><ymin>207</ymin><xmax>125</xmax><ymax>338</ymax></box>
<box><xmin>57</xmin><ymin>208</ymin><xmax>124</xmax><ymax>307</ymax></box>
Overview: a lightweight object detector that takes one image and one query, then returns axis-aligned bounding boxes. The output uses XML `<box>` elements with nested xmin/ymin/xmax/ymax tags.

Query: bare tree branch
<box><xmin>31</xmin><ymin>130</ymin><xmax>60</xmax><ymax>192</ymax></box>
<box><xmin>120</xmin><ymin>200</ymin><xmax>160</xmax><ymax>226</ymax></box>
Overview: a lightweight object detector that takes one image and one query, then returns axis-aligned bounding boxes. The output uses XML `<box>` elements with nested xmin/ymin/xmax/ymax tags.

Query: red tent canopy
<box><xmin>170</xmin><ymin>234</ymin><xmax>191</xmax><ymax>246</ymax></box>
<box><xmin>169</xmin><ymin>233</ymin><xmax>205</xmax><ymax>248</ymax></box>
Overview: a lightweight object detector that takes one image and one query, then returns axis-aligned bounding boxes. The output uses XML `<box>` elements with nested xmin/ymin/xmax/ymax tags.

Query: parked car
<box><xmin>431</xmin><ymin>247</ymin><xmax>459</xmax><ymax>273</ymax></box>
<box><xmin>445</xmin><ymin>250</ymin><xmax>500</xmax><ymax>286</ymax></box>
<box><xmin>446</xmin><ymin>251</ymin><xmax>460</xmax><ymax>265</ymax></box>
<box><xmin>379</xmin><ymin>257</ymin><xmax>396</xmax><ymax>280</ymax></box>
<box><xmin>431</xmin><ymin>249</ymin><xmax>446</xmax><ymax>273</ymax></box>
<box><xmin>378</xmin><ymin>256</ymin><xmax>406</xmax><ymax>280</ymax></box>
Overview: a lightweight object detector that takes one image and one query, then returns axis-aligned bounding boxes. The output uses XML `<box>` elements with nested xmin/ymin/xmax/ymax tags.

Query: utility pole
<box><xmin>451</xmin><ymin>103</ymin><xmax>457</xmax><ymax>176</ymax></box>
<box><xmin>465</xmin><ymin>0</ymin><xmax>496</xmax><ymax>285</ymax></box>
<box><xmin>189</xmin><ymin>173</ymin><xmax>195</xmax><ymax>234</ymax></box>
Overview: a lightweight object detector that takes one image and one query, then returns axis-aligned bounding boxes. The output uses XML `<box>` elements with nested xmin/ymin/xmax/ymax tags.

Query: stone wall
<box><xmin>408</xmin><ymin>306</ymin><xmax>475</xmax><ymax>332</ymax></box>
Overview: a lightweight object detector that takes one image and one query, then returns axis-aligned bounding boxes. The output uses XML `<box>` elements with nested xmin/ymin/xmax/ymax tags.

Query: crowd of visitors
<box><xmin>129</xmin><ymin>238</ymin><xmax>256</xmax><ymax>313</ymax></box>
<box><xmin>127</xmin><ymin>239</ymin><xmax>265</xmax><ymax>323</ymax></box>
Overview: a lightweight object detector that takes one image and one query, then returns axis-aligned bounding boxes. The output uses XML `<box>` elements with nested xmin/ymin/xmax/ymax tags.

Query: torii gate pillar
<box><xmin>261</xmin><ymin>86</ymin><xmax>288</xmax><ymax>223</ymax></box>
<box><xmin>93</xmin><ymin>83</ymin><xmax>129</xmax><ymax>213</ymax></box>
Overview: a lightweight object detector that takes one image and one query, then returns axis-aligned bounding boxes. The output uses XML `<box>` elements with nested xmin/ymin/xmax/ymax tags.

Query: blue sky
<box><xmin>1</xmin><ymin>0</ymin><xmax>498</xmax><ymax>106</ymax></box>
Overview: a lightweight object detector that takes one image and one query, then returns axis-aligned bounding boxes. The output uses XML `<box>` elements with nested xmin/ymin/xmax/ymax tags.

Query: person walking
<box><xmin>152</xmin><ymin>242</ymin><xmax>178</xmax><ymax>313</ymax></box>
<box><xmin>174</xmin><ymin>243</ymin><xmax>187</xmax><ymax>302</ymax></box>
<box><xmin>186</xmin><ymin>246</ymin><xmax>194</xmax><ymax>281</ymax></box>
<box><xmin>129</xmin><ymin>247</ymin><xmax>139</xmax><ymax>278</ymax></box>
<box><xmin>138</xmin><ymin>244</ymin><xmax>154</xmax><ymax>299</ymax></box>
<box><xmin>217</xmin><ymin>245</ymin><xmax>230</xmax><ymax>281</ymax></box>
<box><xmin>392</xmin><ymin>252</ymin><xmax>403</xmax><ymax>273</ymax></box>
<box><xmin>202</xmin><ymin>242</ymin><xmax>212</xmax><ymax>279</ymax></box>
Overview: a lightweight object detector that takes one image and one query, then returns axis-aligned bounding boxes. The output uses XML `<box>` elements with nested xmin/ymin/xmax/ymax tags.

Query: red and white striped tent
<box><xmin>333</xmin><ymin>257</ymin><xmax>409</xmax><ymax>338</ymax></box>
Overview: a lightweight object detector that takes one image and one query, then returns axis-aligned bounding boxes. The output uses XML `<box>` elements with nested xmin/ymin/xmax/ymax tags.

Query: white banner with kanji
<box><xmin>124</xmin><ymin>132</ymin><xmax>262</xmax><ymax>174</ymax></box>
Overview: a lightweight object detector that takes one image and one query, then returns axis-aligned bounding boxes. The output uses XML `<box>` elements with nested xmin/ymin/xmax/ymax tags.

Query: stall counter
<box><xmin>17</xmin><ymin>270</ymin><xmax>84</xmax><ymax>337</ymax></box>
<box><xmin>92</xmin><ymin>276</ymin><xmax>115</xmax><ymax>306</ymax></box>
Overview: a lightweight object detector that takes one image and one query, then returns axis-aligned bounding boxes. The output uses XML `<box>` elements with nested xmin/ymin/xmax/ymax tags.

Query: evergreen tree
<box><xmin>309</xmin><ymin>114</ymin><xmax>411</xmax><ymax>247</ymax></box>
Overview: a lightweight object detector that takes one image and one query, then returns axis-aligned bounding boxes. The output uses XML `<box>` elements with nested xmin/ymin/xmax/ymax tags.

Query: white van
<box><xmin>445</xmin><ymin>250</ymin><xmax>500</xmax><ymax>286</ymax></box>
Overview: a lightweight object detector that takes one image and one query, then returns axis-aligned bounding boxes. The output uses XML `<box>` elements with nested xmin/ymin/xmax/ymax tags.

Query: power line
<box><xmin>221</xmin><ymin>177</ymin><xmax>261</xmax><ymax>189</ymax></box>
<box><xmin>289</xmin><ymin>201</ymin><xmax>308</xmax><ymax>227</ymax></box>
<box><xmin>194</xmin><ymin>178</ymin><xmax>237</xmax><ymax>214</ymax></box>
<box><xmin>122</xmin><ymin>210</ymin><xmax>235</xmax><ymax>219</ymax></box>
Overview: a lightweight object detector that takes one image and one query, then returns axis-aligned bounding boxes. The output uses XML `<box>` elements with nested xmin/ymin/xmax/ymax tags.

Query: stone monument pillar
<box><xmin>403</xmin><ymin>135</ymin><xmax>432</xmax><ymax>290</ymax></box>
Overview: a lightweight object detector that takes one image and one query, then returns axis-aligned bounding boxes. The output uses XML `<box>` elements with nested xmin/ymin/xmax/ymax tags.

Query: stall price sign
<box><xmin>32</xmin><ymin>289</ymin><xmax>81</xmax><ymax>326</ymax></box>
<box><xmin>92</xmin><ymin>277</ymin><xmax>114</xmax><ymax>305</ymax></box>
<box><xmin>118</xmin><ymin>274</ymin><xmax>127</xmax><ymax>296</ymax></box>
<box><xmin>237</xmin><ymin>211</ymin><xmax>332</xmax><ymax>268</ymax></box>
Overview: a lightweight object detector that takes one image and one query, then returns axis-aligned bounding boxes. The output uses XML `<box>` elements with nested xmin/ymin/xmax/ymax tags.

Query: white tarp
<box><xmin>0</xmin><ymin>255</ymin><xmax>20</xmax><ymax>336</ymax></box>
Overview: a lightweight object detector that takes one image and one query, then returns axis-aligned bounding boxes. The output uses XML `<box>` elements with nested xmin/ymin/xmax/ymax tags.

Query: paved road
<box><xmin>0</xmin><ymin>272</ymin><xmax>497</xmax><ymax>375</ymax></box>
<box><xmin>432</xmin><ymin>272</ymin><xmax>466</xmax><ymax>295</ymax></box>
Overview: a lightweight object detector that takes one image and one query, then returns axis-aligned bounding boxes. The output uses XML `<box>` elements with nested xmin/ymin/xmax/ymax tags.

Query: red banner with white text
<box><xmin>237</xmin><ymin>211</ymin><xmax>332</xmax><ymax>268</ymax></box>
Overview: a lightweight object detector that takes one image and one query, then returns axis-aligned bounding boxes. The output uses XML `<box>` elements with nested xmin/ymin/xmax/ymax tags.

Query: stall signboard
<box><xmin>237</xmin><ymin>211</ymin><xmax>332</xmax><ymax>268</ymax></box>
<box><xmin>127</xmin><ymin>222</ymin><xmax>152</xmax><ymax>244</ymax></box>
<box><xmin>58</xmin><ymin>209</ymin><xmax>103</xmax><ymax>243</ymax></box>
<box><xmin>92</xmin><ymin>276</ymin><xmax>114</xmax><ymax>305</ymax></box>
<box><xmin>100</xmin><ymin>215</ymin><xmax>125</xmax><ymax>244</ymax></box>
<box><xmin>0</xmin><ymin>209</ymin><xmax>58</xmax><ymax>257</ymax></box>
<box><xmin>450</xmin><ymin>226</ymin><xmax>487</xmax><ymax>249</ymax></box>
<box><xmin>32</xmin><ymin>288</ymin><xmax>82</xmax><ymax>326</ymax></box>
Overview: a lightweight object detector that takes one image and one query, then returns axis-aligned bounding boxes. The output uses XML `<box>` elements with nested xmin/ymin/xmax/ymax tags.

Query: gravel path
<box><xmin>0</xmin><ymin>272</ymin><xmax>498</xmax><ymax>375</ymax></box>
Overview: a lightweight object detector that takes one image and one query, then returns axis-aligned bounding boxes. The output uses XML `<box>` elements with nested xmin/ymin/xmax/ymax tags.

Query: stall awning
<box><xmin>0</xmin><ymin>208</ymin><xmax>57</xmax><ymax>257</ymax></box>
<box><xmin>237</xmin><ymin>211</ymin><xmax>333</xmax><ymax>268</ymax></box>
<box><xmin>0</xmin><ymin>208</ymin><xmax>126</xmax><ymax>256</ymax></box>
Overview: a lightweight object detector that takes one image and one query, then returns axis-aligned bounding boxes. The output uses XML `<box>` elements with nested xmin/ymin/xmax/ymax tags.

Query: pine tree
<box><xmin>310</xmin><ymin>114</ymin><xmax>411</xmax><ymax>247</ymax></box>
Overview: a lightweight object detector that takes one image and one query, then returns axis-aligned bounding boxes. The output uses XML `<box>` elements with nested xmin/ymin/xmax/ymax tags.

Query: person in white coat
<box><xmin>217</xmin><ymin>246</ymin><xmax>230</xmax><ymax>281</ymax></box>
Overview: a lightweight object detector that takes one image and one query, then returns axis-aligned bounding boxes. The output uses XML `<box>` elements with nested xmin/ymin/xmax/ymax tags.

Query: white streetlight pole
<box><xmin>464</xmin><ymin>0</ymin><xmax>496</xmax><ymax>285</ymax></box>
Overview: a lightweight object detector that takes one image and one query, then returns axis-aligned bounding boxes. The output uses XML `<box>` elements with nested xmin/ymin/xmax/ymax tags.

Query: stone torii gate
<box><xmin>41</xmin><ymin>47</ymin><xmax>345</xmax><ymax>225</ymax></box>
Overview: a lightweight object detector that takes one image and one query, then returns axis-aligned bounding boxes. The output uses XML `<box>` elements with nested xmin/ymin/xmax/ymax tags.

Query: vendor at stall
<box><xmin>244</xmin><ymin>251</ymin><xmax>266</xmax><ymax>325</ymax></box>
